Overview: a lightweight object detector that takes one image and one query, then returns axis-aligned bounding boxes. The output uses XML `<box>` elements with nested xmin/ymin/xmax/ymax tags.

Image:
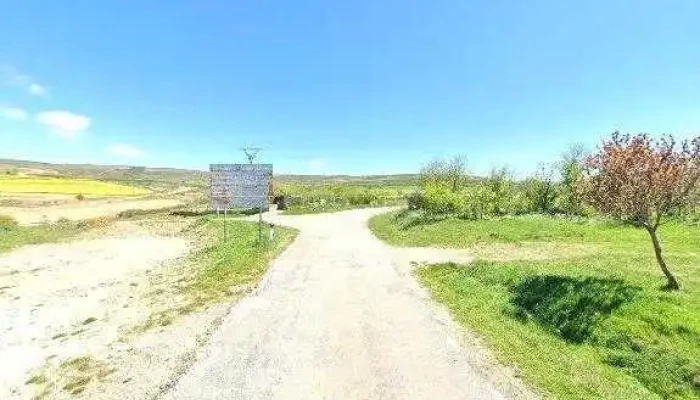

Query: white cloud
<box><xmin>36</xmin><ymin>110</ymin><xmax>91</xmax><ymax>139</ymax></box>
<box><xmin>107</xmin><ymin>144</ymin><xmax>145</xmax><ymax>158</ymax></box>
<box><xmin>0</xmin><ymin>107</ymin><xmax>28</xmax><ymax>121</ymax></box>
<box><xmin>1</xmin><ymin>65</ymin><xmax>49</xmax><ymax>97</ymax></box>
<box><xmin>28</xmin><ymin>83</ymin><xmax>48</xmax><ymax>97</ymax></box>
<box><xmin>307</xmin><ymin>158</ymin><xmax>326</xmax><ymax>174</ymax></box>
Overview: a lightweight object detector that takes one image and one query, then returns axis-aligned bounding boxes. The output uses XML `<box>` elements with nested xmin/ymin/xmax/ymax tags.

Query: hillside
<box><xmin>0</xmin><ymin>159</ymin><xmax>422</xmax><ymax>187</ymax></box>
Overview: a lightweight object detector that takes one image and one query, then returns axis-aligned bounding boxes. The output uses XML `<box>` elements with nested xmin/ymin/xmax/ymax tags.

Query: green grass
<box><xmin>139</xmin><ymin>217</ymin><xmax>298</xmax><ymax>330</ymax></box>
<box><xmin>0</xmin><ymin>175</ymin><xmax>149</xmax><ymax>196</ymax></box>
<box><xmin>185</xmin><ymin>217</ymin><xmax>297</xmax><ymax>306</ymax></box>
<box><xmin>370</xmin><ymin>210</ymin><xmax>700</xmax><ymax>399</ymax></box>
<box><xmin>0</xmin><ymin>216</ymin><xmax>109</xmax><ymax>254</ymax></box>
<box><xmin>276</xmin><ymin>180</ymin><xmax>410</xmax><ymax>214</ymax></box>
<box><xmin>370</xmin><ymin>210</ymin><xmax>641</xmax><ymax>247</ymax></box>
<box><xmin>284</xmin><ymin>202</ymin><xmax>397</xmax><ymax>215</ymax></box>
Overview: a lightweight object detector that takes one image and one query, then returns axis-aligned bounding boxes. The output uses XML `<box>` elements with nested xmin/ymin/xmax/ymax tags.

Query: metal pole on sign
<box><xmin>258</xmin><ymin>201</ymin><xmax>263</xmax><ymax>245</ymax></box>
<box><xmin>224</xmin><ymin>208</ymin><xmax>227</xmax><ymax>242</ymax></box>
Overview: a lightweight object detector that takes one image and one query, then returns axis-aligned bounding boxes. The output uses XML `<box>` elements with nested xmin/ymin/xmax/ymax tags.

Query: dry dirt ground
<box><xmin>2</xmin><ymin>208</ymin><xmax>538</xmax><ymax>400</ymax></box>
<box><xmin>0</xmin><ymin>198</ymin><xmax>183</xmax><ymax>225</ymax></box>
<box><xmin>0</xmin><ymin>219</ymin><xmax>229</xmax><ymax>400</ymax></box>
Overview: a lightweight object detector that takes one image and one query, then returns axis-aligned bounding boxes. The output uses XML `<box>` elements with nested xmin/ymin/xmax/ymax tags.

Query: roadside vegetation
<box><xmin>139</xmin><ymin>216</ymin><xmax>297</xmax><ymax>329</ymax></box>
<box><xmin>0</xmin><ymin>215</ymin><xmax>111</xmax><ymax>254</ymax></box>
<box><xmin>370</xmin><ymin>133</ymin><xmax>700</xmax><ymax>399</ymax></box>
<box><xmin>274</xmin><ymin>179</ymin><xmax>412</xmax><ymax>214</ymax></box>
<box><xmin>186</xmin><ymin>217</ymin><xmax>297</xmax><ymax>306</ymax></box>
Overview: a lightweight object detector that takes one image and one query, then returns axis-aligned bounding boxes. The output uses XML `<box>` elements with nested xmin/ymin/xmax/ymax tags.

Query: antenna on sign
<box><xmin>241</xmin><ymin>146</ymin><xmax>262</xmax><ymax>164</ymax></box>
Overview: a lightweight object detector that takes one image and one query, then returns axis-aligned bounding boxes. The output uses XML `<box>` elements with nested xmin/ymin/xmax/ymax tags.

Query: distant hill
<box><xmin>0</xmin><ymin>158</ymin><xmax>202</xmax><ymax>176</ymax></box>
<box><xmin>274</xmin><ymin>173</ymin><xmax>420</xmax><ymax>186</ymax></box>
<box><xmin>0</xmin><ymin>159</ymin><xmax>421</xmax><ymax>187</ymax></box>
<box><xmin>0</xmin><ymin>159</ymin><xmax>208</xmax><ymax>189</ymax></box>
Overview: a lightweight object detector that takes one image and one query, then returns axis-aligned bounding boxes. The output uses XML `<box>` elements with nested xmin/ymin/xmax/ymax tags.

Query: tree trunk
<box><xmin>645</xmin><ymin>225</ymin><xmax>680</xmax><ymax>290</ymax></box>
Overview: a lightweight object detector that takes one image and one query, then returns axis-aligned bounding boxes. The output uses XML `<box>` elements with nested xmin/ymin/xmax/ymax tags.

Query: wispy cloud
<box><xmin>107</xmin><ymin>143</ymin><xmax>145</xmax><ymax>158</ymax></box>
<box><xmin>1</xmin><ymin>65</ymin><xmax>49</xmax><ymax>97</ymax></box>
<box><xmin>28</xmin><ymin>83</ymin><xmax>48</xmax><ymax>97</ymax></box>
<box><xmin>36</xmin><ymin>110</ymin><xmax>91</xmax><ymax>139</ymax></box>
<box><xmin>0</xmin><ymin>106</ymin><xmax>28</xmax><ymax>121</ymax></box>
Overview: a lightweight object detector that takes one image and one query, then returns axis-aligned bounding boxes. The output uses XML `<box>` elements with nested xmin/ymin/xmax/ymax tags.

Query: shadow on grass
<box><xmin>510</xmin><ymin>275</ymin><xmax>640</xmax><ymax>343</ymax></box>
<box><xmin>392</xmin><ymin>210</ymin><xmax>447</xmax><ymax>231</ymax></box>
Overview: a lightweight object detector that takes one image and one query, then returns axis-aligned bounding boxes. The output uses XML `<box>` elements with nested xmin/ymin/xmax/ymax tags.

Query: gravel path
<box><xmin>164</xmin><ymin>208</ymin><xmax>537</xmax><ymax>400</ymax></box>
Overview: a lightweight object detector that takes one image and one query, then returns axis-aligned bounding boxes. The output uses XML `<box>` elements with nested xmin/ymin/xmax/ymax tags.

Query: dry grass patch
<box><xmin>471</xmin><ymin>242</ymin><xmax>596</xmax><ymax>262</ymax></box>
<box><xmin>25</xmin><ymin>355</ymin><xmax>114</xmax><ymax>398</ymax></box>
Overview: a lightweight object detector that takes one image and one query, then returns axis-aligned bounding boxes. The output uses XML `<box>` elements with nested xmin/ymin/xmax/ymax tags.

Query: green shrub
<box><xmin>347</xmin><ymin>190</ymin><xmax>377</xmax><ymax>205</ymax></box>
<box><xmin>460</xmin><ymin>185</ymin><xmax>489</xmax><ymax>219</ymax></box>
<box><xmin>406</xmin><ymin>191</ymin><xmax>425</xmax><ymax>210</ymax></box>
<box><xmin>422</xmin><ymin>184</ymin><xmax>464</xmax><ymax>215</ymax></box>
<box><xmin>483</xmin><ymin>167</ymin><xmax>517</xmax><ymax>216</ymax></box>
<box><xmin>523</xmin><ymin>176</ymin><xmax>559</xmax><ymax>214</ymax></box>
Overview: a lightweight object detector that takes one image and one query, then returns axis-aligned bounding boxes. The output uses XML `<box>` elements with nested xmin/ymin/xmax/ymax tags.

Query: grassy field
<box><xmin>0</xmin><ymin>215</ymin><xmax>111</xmax><ymax>254</ymax></box>
<box><xmin>283</xmin><ymin>200</ymin><xmax>402</xmax><ymax>215</ymax></box>
<box><xmin>0</xmin><ymin>176</ymin><xmax>149</xmax><ymax>196</ymax></box>
<box><xmin>276</xmin><ymin>180</ymin><xmax>412</xmax><ymax>214</ymax></box>
<box><xmin>370</xmin><ymin>211</ymin><xmax>700</xmax><ymax>399</ymax></box>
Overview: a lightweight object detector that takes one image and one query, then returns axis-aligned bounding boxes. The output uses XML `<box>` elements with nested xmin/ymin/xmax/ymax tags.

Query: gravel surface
<box><xmin>0</xmin><ymin>228</ymin><xmax>189</xmax><ymax>399</ymax></box>
<box><xmin>164</xmin><ymin>208</ymin><xmax>538</xmax><ymax>400</ymax></box>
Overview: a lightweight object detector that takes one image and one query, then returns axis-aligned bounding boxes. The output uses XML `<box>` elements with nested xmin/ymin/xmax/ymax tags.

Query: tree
<box><xmin>485</xmin><ymin>166</ymin><xmax>516</xmax><ymax>215</ymax></box>
<box><xmin>559</xmin><ymin>143</ymin><xmax>588</xmax><ymax>215</ymax></box>
<box><xmin>585</xmin><ymin>132</ymin><xmax>700</xmax><ymax>290</ymax></box>
<box><xmin>419</xmin><ymin>155</ymin><xmax>468</xmax><ymax>192</ymax></box>
<box><xmin>524</xmin><ymin>163</ymin><xmax>557</xmax><ymax>214</ymax></box>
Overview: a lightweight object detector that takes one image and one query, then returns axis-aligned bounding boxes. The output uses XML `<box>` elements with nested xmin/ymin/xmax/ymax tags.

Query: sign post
<box><xmin>210</xmin><ymin>163</ymin><xmax>273</xmax><ymax>244</ymax></box>
<box><xmin>258</xmin><ymin>203</ymin><xmax>263</xmax><ymax>245</ymax></box>
<box><xmin>210</xmin><ymin>164</ymin><xmax>273</xmax><ymax>210</ymax></box>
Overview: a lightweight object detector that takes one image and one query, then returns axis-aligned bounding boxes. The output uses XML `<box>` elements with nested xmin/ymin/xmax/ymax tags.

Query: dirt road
<box><xmin>0</xmin><ymin>198</ymin><xmax>182</xmax><ymax>225</ymax></box>
<box><xmin>164</xmin><ymin>208</ymin><xmax>537</xmax><ymax>400</ymax></box>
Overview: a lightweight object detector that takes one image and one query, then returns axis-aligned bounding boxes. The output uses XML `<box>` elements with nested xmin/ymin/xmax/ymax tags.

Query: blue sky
<box><xmin>1</xmin><ymin>1</ymin><xmax>698</xmax><ymax>175</ymax></box>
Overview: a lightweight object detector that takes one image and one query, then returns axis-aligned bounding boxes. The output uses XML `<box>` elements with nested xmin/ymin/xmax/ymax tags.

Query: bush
<box><xmin>76</xmin><ymin>193</ymin><xmax>85</xmax><ymax>201</ymax></box>
<box><xmin>483</xmin><ymin>167</ymin><xmax>518</xmax><ymax>216</ymax></box>
<box><xmin>460</xmin><ymin>185</ymin><xmax>488</xmax><ymax>219</ymax></box>
<box><xmin>422</xmin><ymin>184</ymin><xmax>464</xmax><ymax>215</ymax></box>
<box><xmin>406</xmin><ymin>191</ymin><xmax>425</xmax><ymax>210</ymax></box>
<box><xmin>523</xmin><ymin>176</ymin><xmax>558</xmax><ymax>214</ymax></box>
<box><xmin>558</xmin><ymin>143</ymin><xmax>588</xmax><ymax>215</ymax></box>
<box><xmin>347</xmin><ymin>190</ymin><xmax>377</xmax><ymax>205</ymax></box>
<box><xmin>420</xmin><ymin>155</ymin><xmax>468</xmax><ymax>192</ymax></box>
